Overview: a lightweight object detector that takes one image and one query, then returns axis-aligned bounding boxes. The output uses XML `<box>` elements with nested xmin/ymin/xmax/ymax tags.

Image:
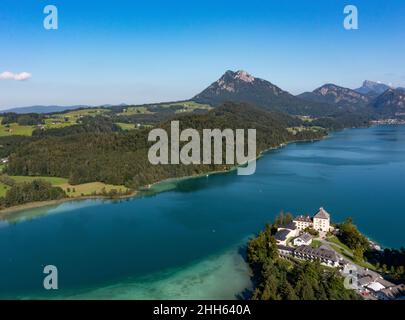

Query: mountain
<box><xmin>355</xmin><ymin>80</ymin><xmax>391</xmax><ymax>97</ymax></box>
<box><xmin>371</xmin><ymin>88</ymin><xmax>405</xmax><ymax>116</ymax></box>
<box><xmin>0</xmin><ymin>103</ymin><xmax>127</xmax><ymax>114</ymax></box>
<box><xmin>298</xmin><ymin>84</ymin><xmax>370</xmax><ymax>111</ymax></box>
<box><xmin>192</xmin><ymin>70</ymin><xmax>335</xmax><ymax>116</ymax></box>
<box><xmin>0</xmin><ymin>105</ymin><xmax>92</xmax><ymax>114</ymax></box>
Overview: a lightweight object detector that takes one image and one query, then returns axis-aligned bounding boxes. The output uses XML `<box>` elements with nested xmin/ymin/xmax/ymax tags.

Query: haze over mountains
<box><xmin>2</xmin><ymin>70</ymin><xmax>404</xmax><ymax>117</ymax></box>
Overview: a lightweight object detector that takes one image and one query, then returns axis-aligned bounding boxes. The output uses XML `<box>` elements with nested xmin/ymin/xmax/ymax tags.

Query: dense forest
<box><xmin>247</xmin><ymin>221</ymin><xmax>360</xmax><ymax>300</ymax></box>
<box><xmin>333</xmin><ymin>218</ymin><xmax>405</xmax><ymax>283</ymax></box>
<box><xmin>336</xmin><ymin>218</ymin><xmax>371</xmax><ymax>262</ymax></box>
<box><xmin>308</xmin><ymin>112</ymin><xmax>372</xmax><ymax>130</ymax></box>
<box><xmin>4</xmin><ymin>103</ymin><xmax>326</xmax><ymax>189</ymax></box>
<box><xmin>365</xmin><ymin>248</ymin><xmax>405</xmax><ymax>282</ymax></box>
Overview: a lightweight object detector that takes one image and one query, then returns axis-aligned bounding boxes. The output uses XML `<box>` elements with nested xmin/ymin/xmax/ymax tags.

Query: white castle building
<box><xmin>293</xmin><ymin>207</ymin><xmax>331</xmax><ymax>232</ymax></box>
<box><xmin>274</xmin><ymin>207</ymin><xmax>331</xmax><ymax>246</ymax></box>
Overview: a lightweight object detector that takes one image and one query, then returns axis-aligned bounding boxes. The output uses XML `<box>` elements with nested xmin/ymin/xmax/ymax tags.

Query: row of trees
<box><xmin>0</xmin><ymin>113</ymin><xmax>45</xmax><ymax>125</ymax></box>
<box><xmin>0</xmin><ymin>180</ymin><xmax>66</xmax><ymax>209</ymax></box>
<box><xmin>336</xmin><ymin>218</ymin><xmax>370</xmax><ymax>262</ymax></box>
<box><xmin>365</xmin><ymin>247</ymin><xmax>405</xmax><ymax>282</ymax></box>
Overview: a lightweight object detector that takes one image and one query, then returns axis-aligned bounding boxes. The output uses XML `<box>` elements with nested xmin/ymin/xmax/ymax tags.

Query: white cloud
<box><xmin>0</xmin><ymin>71</ymin><xmax>32</xmax><ymax>81</ymax></box>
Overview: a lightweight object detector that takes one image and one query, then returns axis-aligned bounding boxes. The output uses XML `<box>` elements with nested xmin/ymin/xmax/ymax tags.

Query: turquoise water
<box><xmin>0</xmin><ymin>125</ymin><xmax>405</xmax><ymax>299</ymax></box>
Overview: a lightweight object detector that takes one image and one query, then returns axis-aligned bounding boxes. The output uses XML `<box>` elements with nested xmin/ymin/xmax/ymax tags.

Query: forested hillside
<box><xmin>4</xmin><ymin>103</ymin><xmax>326</xmax><ymax>189</ymax></box>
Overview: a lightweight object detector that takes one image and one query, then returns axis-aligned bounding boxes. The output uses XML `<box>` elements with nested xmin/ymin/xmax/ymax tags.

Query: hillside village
<box><xmin>274</xmin><ymin>207</ymin><xmax>405</xmax><ymax>300</ymax></box>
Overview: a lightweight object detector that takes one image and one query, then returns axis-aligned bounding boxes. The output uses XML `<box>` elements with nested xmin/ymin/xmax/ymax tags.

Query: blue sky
<box><xmin>0</xmin><ymin>0</ymin><xmax>405</xmax><ymax>109</ymax></box>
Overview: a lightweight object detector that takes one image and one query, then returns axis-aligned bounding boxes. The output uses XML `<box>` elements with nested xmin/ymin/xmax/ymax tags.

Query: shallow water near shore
<box><xmin>1</xmin><ymin>125</ymin><xmax>405</xmax><ymax>299</ymax></box>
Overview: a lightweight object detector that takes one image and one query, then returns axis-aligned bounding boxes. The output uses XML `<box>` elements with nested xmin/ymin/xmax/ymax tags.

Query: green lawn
<box><xmin>116</xmin><ymin>122</ymin><xmax>136</xmax><ymax>130</ymax></box>
<box><xmin>2</xmin><ymin>175</ymin><xmax>130</xmax><ymax>199</ymax></box>
<box><xmin>0</xmin><ymin>123</ymin><xmax>34</xmax><ymax>136</ymax></box>
<box><xmin>327</xmin><ymin>236</ymin><xmax>377</xmax><ymax>271</ymax></box>
<box><xmin>161</xmin><ymin>101</ymin><xmax>212</xmax><ymax>113</ymax></box>
<box><xmin>118</xmin><ymin>106</ymin><xmax>151</xmax><ymax>116</ymax></box>
<box><xmin>326</xmin><ymin>235</ymin><xmax>352</xmax><ymax>253</ymax></box>
<box><xmin>60</xmin><ymin>182</ymin><xmax>130</xmax><ymax>197</ymax></box>
<box><xmin>311</xmin><ymin>240</ymin><xmax>322</xmax><ymax>248</ymax></box>
<box><xmin>10</xmin><ymin>176</ymin><xmax>69</xmax><ymax>185</ymax></box>
<box><xmin>0</xmin><ymin>182</ymin><xmax>10</xmax><ymax>197</ymax></box>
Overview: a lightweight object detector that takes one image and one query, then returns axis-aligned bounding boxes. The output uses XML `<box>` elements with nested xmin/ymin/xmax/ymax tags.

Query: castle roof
<box><xmin>314</xmin><ymin>207</ymin><xmax>330</xmax><ymax>220</ymax></box>
<box><xmin>294</xmin><ymin>215</ymin><xmax>312</xmax><ymax>223</ymax></box>
<box><xmin>278</xmin><ymin>221</ymin><xmax>297</xmax><ymax>231</ymax></box>
<box><xmin>296</xmin><ymin>233</ymin><xmax>313</xmax><ymax>243</ymax></box>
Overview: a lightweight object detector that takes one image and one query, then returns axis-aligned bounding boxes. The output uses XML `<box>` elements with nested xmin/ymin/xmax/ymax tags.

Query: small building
<box><xmin>293</xmin><ymin>245</ymin><xmax>339</xmax><ymax>267</ymax></box>
<box><xmin>277</xmin><ymin>245</ymin><xmax>295</xmax><ymax>257</ymax></box>
<box><xmin>366</xmin><ymin>281</ymin><xmax>386</xmax><ymax>293</ymax></box>
<box><xmin>293</xmin><ymin>233</ymin><xmax>313</xmax><ymax>246</ymax></box>
<box><xmin>293</xmin><ymin>215</ymin><xmax>312</xmax><ymax>231</ymax></box>
<box><xmin>377</xmin><ymin>284</ymin><xmax>405</xmax><ymax>300</ymax></box>
<box><xmin>275</xmin><ymin>229</ymin><xmax>294</xmax><ymax>246</ymax></box>
<box><xmin>313</xmin><ymin>207</ymin><xmax>331</xmax><ymax>232</ymax></box>
<box><xmin>275</xmin><ymin>221</ymin><xmax>299</xmax><ymax>245</ymax></box>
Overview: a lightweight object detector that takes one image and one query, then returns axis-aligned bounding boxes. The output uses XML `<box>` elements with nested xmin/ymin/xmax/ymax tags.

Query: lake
<box><xmin>0</xmin><ymin>125</ymin><xmax>404</xmax><ymax>299</ymax></box>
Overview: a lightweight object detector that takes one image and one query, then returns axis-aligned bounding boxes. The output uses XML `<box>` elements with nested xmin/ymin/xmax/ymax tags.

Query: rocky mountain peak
<box><xmin>355</xmin><ymin>80</ymin><xmax>391</xmax><ymax>96</ymax></box>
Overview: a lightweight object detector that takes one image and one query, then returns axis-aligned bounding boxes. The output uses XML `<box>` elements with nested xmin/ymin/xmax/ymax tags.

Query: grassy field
<box><xmin>1</xmin><ymin>175</ymin><xmax>130</xmax><ymax>199</ymax></box>
<box><xmin>60</xmin><ymin>182</ymin><xmax>129</xmax><ymax>197</ymax></box>
<box><xmin>10</xmin><ymin>176</ymin><xmax>69</xmax><ymax>185</ymax></box>
<box><xmin>160</xmin><ymin>101</ymin><xmax>212</xmax><ymax>113</ymax></box>
<box><xmin>326</xmin><ymin>235</ymin><xmax>352</xmax><ymax>253</ymax></box>
<box><xmin>118</xmin><ymin>101</ymin><xmax>212</xmax><ymax>116</ymax></box>
<box><xmin>0</xmin><ymin>108</ymin><xmax>112</xmax><ymax>137</ymax></box>
<box><xmin>45</xmin><ymin>108</ymin><xmax>110</xmax><ymax>129</ymax></box>
<box><xmin>327</xmin><ymin>235</ymin><xmax>376</xmax><ymax>270</ymax></box>
<box><xmin>311</xmin><ymin>240</ymin><xmax>322</xmax><ymax>248</ymax></box>
<box><xmin>0</xmin><ymin>123</ymin><xmax>35</xmax><ymax>136</ymax></box>
<box><xmin>118</xmin><ymin>106</ymin><xmax>151</xmax><ymax>116</ymax></box>
<box><xmin>0</xmin><ymin>182</ymin><xmax>10</xmax><ymax>197</ymax></box>
<box><xmin>116</xmin><ymin>122</ymin><xmax>136</xmax><ymax>130</ymax></box>
<box><xmin>0</xmin><ymin>104</ymin><xmax>210</xmax><ymax>137</ymax></box>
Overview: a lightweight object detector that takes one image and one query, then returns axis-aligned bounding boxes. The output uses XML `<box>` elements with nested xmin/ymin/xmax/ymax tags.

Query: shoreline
<box><xmin>0</xmin><ymin>191</ymin><xmax>138</xmax><ymax>220</ymax></box>
<box><xmin>0</xmin><ymin>134</ymin><xmax>329</xmax><ymax>220</ymax></box>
